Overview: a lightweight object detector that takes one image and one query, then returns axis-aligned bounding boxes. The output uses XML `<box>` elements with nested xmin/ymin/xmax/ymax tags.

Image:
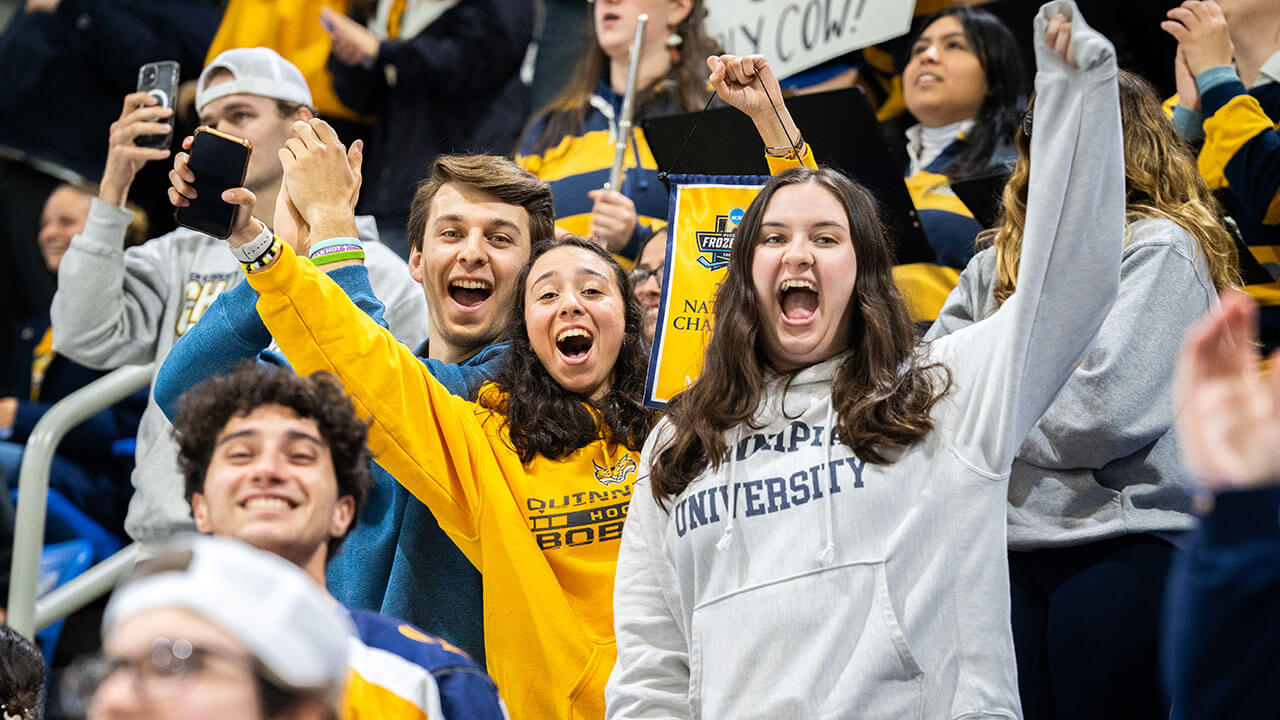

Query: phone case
<box><xmin>173</xmin><ymin>127</ymin><xmax>253</xmax><ymax>240</ymax></box>
<box><xmin>135</xmin><ymin>61</ymin><xmax>180</xmax><ymax>149</ymax></box>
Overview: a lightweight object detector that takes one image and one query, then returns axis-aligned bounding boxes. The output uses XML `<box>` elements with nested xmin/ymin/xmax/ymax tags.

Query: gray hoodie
<box><xmin>50</xmin><ymin>198</ymin><xmax>426</xmax><ymax>543</ymax></box>
<box><xmin>926</xmin><ymin>220</ymin><xmax>1215</xmax><ymax>549</ymax></box>
<box><xmin>606</xmin><ymin>3</ymin><xmax>1122</xmax><ymax>718</ymax></box>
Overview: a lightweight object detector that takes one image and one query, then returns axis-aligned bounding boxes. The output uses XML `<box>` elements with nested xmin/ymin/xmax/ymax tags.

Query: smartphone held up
<box><xmin>135</xmin><ymin>61</ymin><xmax>179</xmax><ymax>149</ymax></box>
<box><xmin>173</xmin><ymin>127</ymin><xmax>253</xmax><ymax>240</ymax></box>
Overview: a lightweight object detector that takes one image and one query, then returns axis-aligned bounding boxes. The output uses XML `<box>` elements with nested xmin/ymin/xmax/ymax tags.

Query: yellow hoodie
<box><xmin>247</xmin><ymin>244</ymin><xmax>639</xmax><ymax>720</ymax></box>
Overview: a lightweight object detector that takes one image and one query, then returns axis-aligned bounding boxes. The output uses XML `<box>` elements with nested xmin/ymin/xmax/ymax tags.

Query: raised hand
<box><xmin>1175</xmin><ymin>290</ymin><xmax>1280</xmax><ymax>491</ymax></box>
<box><xmin>588</xmin><ymin>188</ymin><xmax>638</xmax><ymax>253</ymax></box>
<box><xmin>706</xmin><ymin>54</ymin><xmax>801</xmax><ymax>151</ymax></box>
<box><xmin>1161</xmin><ymin>0</ymin><xmax>1234</xmax><ymax>78</ymax></box>
<box><xmin>272</xmin><ymin>179</ymin><xmax>311</xmax><ymax>255</ymax></box>
<box><xmin>1044</xmin><ymin>12</ymin><xmax>1077</xmax><ymax>69</ymax></box>
<box><xmin>278</xmin><ymin>118</ymin><xmax>362</xmax><ymax>243</ymax></box>
<box><xmin>1174</xmin><ymin>46</ymin><xmax>1201</xmax><ymax>113</ymax></box>
<box><xmin>321</xmin><ymin>7</ymin><xmax>380</xmax><ymax>68</ymax></box>
<box><xmin>167</xmin><ymin>133</ymin><xmax>262</xmax><ymax>248</ymax></box>
<box><xmin>100</xmin><ymin>92</ymin><xmax>173</xmax><ymax>207</ymax></box>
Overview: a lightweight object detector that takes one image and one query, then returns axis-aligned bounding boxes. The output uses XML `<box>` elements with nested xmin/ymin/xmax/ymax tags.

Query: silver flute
<box><xmin>607</xmin><ymin>13</ymin><xmax>648</xmax><ymax>192</ymax></box>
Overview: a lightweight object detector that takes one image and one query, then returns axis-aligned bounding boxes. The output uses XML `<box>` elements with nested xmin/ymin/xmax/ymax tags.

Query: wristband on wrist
<box><xmin>308</xmin><ymin>236</ymin><xmax>364</xmax><ymax>257</ymax></box>
<box><xmin>308</xmin><ymin>236</ymin><xmax>365</xmax><ymax>267</ymax></box>
<box><xmin>765</xmin><ymin>133</ymin><xmax>805</xmax><ymax>160</ymax></box>
<box><xmin>229</xmin><ymin>220</ymin><xmax>275</xmax><ymax>263</ymax></box>
<box><xmin>241</xmin><ymin>237</ymin><xmax>283</xmax><ymax>273</ymax></box>
<box><xmin>311</xmin><ymin>248</ymin><xmax>366</xmax><ymax>266</ymax></box>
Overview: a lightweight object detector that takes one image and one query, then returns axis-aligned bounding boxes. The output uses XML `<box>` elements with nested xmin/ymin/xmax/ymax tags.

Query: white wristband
<box><xmin>229</xmin><ymin>220</ymin><xmax>275</xmax><ymax>263</ymax></box>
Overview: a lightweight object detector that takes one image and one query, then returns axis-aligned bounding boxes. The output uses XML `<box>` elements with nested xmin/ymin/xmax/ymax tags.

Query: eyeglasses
<box><xmin>1021</xmin><ymin>108</ymin><xmax>1033</xmax><ymax>139</ymax></box>
<box><xmin>628</xmin><ymin>266</ymin><xmax>662</xmax><ymax>286</ymax></box>
<box><xmin>67</xmin><ymin>638</ymin><xmax>256</xmax><ymax>707</ymax></box>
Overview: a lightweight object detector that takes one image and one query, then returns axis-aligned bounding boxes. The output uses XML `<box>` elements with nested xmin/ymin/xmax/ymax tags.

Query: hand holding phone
<box><xmin>100</xmin><ymin>92</ymin><xmax>174</xmax><ymax>207</ymax></box>
<box><xmin>171</xmin><ymin>127</ymin><xmax>253</xmax><ymax>240</ymax></box>
<box><xmin>135</xmin><ymin>61</ymin><xmax>179</xmax><ymax>149</ymax></box>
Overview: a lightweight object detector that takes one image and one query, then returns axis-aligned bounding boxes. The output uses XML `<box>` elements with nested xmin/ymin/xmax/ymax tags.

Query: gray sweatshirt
<box><xmin>606</xmin><ymin>3</ymin><xmax>1122</xmax><ymax>718</ymax></box>
<box><xmin>50</xmin><ymin>198</ymin><xmax>427</xmax><ymax>542</ymax></box>
<box><xmin>926</xmin><ymin>222</ymin><xmax>1213</xmax><ymax>549</ymax></box>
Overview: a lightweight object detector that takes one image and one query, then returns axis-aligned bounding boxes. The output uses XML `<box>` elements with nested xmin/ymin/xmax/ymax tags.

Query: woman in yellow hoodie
<box><xmin>243</xmin><ymin>229</ymin><xmax>655</xmax><ymax>720</ymax></box>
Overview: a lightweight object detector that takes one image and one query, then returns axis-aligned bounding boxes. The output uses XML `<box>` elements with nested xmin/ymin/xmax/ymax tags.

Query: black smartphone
<box><xmin>134</xmin><ymin>60</ymin><xmax>180</xmax><ymax>148</ymax></box>
<box><xmin>174</xmin><ymin>127</ymin><xmax>253</xmax><ymax>240</ymax></box>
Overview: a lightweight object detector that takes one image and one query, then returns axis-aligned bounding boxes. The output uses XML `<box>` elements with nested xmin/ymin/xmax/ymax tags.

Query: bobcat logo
<box><xmin>593</xmin><ymin>454</ymin><xmax>637</xmax><ymax>487</ymax></box>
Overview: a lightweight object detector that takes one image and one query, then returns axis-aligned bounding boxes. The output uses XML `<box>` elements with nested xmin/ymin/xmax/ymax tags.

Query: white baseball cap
<box><xmin>103</xmin><ymin>535</ymin><xmax>353</xmax><ymax>700</ymax></box>
<box><xmin>196</xmin><ymin>47</ymin><xmax>314</xmax><ymax>113</ymax></box>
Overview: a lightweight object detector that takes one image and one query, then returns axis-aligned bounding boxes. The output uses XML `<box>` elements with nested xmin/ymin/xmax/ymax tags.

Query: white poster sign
<box><xmin>703</xmin><ymin>0</ymin><xmax>917</xmax><ymax>80</ymax></box>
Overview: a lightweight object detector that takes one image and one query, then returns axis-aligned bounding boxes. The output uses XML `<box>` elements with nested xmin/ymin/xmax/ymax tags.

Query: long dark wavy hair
<box><xmin>650</xmin><ymin>167</ymin><xmax>952</xmax><ymax>504</ymax></box>
<box><xmin>902</xmin><ymin>6</ymin><xmax>1028</xmax><ymax>180</ymax></box>
<box><xmin>481</xmin><ymin>236</ymin><xmax>656</xmax><ymax>462</ymax></box>
<box><xmin>520</xmin><ymin>0</ymin><xmax>722</xmax><ymax>155</ymax></box>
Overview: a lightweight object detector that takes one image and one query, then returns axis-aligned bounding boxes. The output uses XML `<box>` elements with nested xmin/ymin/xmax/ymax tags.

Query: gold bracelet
<box><xmin>764</xmin><ymin>134</ymin><xmax>805</xmax><ymax>159</ymax></box>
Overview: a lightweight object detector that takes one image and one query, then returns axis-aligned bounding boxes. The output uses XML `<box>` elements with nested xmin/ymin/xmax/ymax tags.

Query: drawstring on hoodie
<box><xmin>716</xmin><ymin>426</ymin><xmax>753</xmax><ymax>584</ymax></box>
<box><xmin>817</xmin><ymin>401</ymin><xmax>837</xmax><ymax>566</ymax></box>
<box><xmin>715</xmin><ymin>425</ymin><xmax>743</xmax><ymax>552</ymax></box>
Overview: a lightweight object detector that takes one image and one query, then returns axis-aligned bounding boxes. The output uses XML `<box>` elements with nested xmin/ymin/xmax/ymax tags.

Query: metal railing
<box><xmin>6</xmin><ymin>363</ymin><xmax>153</xmax><ymax>639</ymax></box>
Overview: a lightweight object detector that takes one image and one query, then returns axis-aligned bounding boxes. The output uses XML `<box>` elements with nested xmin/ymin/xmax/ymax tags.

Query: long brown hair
<box><xmin>520</xmin><ymin>0</ymin><xmax>722</xmax><ymax>155</ymax></box>
<box><xmin>481</xmin><ymin>236</ymin><xmax>656</xmax><ymax>462</ymax></box>
<box><xmin>987</xmin><ymin>70</ymin><xmax>1239</xmax><ymax>305</ymax></box>
<box><xmin>649</xmin><ymin>167</ymin><xmax>952</xmax><ymax>505</ymax></box>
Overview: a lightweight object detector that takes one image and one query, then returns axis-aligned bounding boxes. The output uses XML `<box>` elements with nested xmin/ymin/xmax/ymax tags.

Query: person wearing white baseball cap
<box><xmin>82</xmin><ymin>533</ymin><xmax>353</xmax><ymax>720</ymax></box>
<box><xmin>48</xmin><ymin>45</ymin><xmax>426</xmax><ymax>559</ymax></box>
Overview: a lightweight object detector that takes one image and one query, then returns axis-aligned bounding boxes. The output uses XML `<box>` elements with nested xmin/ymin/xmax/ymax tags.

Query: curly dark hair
<box><xmin>0</xmin><ymin>624</ymin><xmax>44</xmax><ymax>720</ymax></box>
<box><xmin>172</xmin><ymin>361</ymin><xmax>372</xmax><ymax>560</ymax></box>
<box><xmin>481</xmin><ymin>236</ymin><xmax>656</xmax><ymax>462</ymax></box>
<box><xmin>650</xmin><ymin>167</ymin><xmax>952</xmax><ymax>505</ymax></box>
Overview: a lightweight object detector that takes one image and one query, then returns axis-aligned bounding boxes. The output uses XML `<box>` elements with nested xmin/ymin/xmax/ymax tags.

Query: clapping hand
<box><xmin>1175</xmin><ymin>290</ymin><xmax>1280</xmax><ymax>491</ymax></box>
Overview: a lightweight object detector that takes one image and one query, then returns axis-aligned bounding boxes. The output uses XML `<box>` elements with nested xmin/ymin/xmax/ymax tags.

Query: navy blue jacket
<box><xmin>1163</xmin><ymin>486</ymin><xmax>1280</xmax><ymax>719</ymax></box>
<box><xmin>328</xmin><ymin>0</ymin><xmax>533</xmax><ymax>229</ymax></box>
<box><xmin>0</xmin><ymin>0</ymin><xmax>220</xmax><ymax>180</ymax></box>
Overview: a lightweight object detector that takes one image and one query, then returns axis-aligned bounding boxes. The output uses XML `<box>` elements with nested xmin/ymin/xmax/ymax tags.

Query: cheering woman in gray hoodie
<box><xmin>608</xmin><ymin>3</ymin><xmax>1121</xmax><ymax>718</ymax></box>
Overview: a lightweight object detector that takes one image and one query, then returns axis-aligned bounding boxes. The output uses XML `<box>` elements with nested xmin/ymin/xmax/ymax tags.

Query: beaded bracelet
<box><xmin>241</xmin><ymin>237</ymin><xmax>283</xmax><ymax>273</ymax></box>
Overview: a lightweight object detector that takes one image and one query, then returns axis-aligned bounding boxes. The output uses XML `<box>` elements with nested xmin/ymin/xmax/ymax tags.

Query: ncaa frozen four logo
<box><xmin>696</xmin><ymin>207</ymin><xmax>744</xmax><ymax>271</ymax></box>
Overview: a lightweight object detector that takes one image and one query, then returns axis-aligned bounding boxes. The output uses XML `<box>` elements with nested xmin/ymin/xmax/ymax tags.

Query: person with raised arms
<box><xmin>606</xmin><ymin>3</ymin><xmax>1122</xmax><ymax>717</ymax></box>
<box><xmin>156</xmin><ymin>151</ymin><xmax>554</xmax><ymax>661</ymax></box>
<box><xmin>172</xmin><ymin>115</ymin><xmax>656</xmax><ymax>718</ymax></box>
<box><xmin>927</xmin><ymin>67</ymin><xmax>1239</xmax><ymax>719</ymax></box>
